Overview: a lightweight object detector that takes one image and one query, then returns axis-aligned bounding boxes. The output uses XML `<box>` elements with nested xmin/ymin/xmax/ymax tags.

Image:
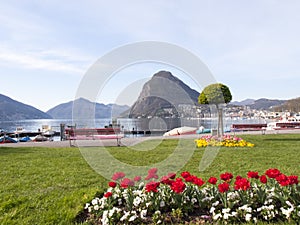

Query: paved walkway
<box><xmin>0</xmin><ymin>130</ymin><xmax>299</xmax><ymax>148</ymax></box>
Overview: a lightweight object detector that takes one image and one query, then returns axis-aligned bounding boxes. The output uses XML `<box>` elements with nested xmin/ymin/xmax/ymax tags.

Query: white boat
<box><xmin>41</xmin><ymin>125</ymin><xmax>55</xmax><ymax>136</ymax></box>
<box><xmin>266</xmin><ymin>119</ymin><xmax>300</xmax><ymax>131</ymax></box>
<box><xmin>33</xmin><ymin>135</ymin><xmax>49</xmax><ymax>142</ymax></box>
<box><xmin>163</xmin><ymin>126</ymin><xmax>197</xmax><ymax>136</ymax></box>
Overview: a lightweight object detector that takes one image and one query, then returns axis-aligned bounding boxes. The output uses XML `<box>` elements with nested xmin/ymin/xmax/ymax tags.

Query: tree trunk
<box><xmin>217</xmin><ymin>105</ymin><xmax>224</xmax><ymax>138</ymax></box>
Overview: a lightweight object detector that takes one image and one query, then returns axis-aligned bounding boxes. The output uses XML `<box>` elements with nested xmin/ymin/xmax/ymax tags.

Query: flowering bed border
<box><xmin>83</xmin><ymin>168</ymin><xmax>300</xmax><ymax>224</ymax></box>
<box><xmin>195</xmin><ymin>135</ymin><xmax>255</xmax><ymax>148</ymax></box>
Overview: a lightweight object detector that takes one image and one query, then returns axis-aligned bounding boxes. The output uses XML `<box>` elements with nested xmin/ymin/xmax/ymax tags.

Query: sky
<box><xmin>0</xmin><ymin>0</ymin><xmax>300</xmax><ymax>112</ymax></box>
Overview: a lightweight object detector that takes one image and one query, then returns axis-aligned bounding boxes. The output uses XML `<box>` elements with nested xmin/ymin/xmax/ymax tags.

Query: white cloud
<box><xmin>0</xmin><ymin>46</ymin><xmax>93</xmax><ymax>75</ymax></box>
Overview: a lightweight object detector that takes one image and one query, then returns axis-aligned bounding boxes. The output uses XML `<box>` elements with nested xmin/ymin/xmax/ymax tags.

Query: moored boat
<box><xmin>0</xmin><ymin>136</ymin><xmax>17</xmax><ymax>144</ymax></box>
<box><xmin>19</xmin><ymin>136</ymin><xmax>32</xmax><ymax>142</ymax></box>
<box><xmin>266</xmin><ymin>121</ymin><xmax>300</xmax><ymax>130</ymax></box>
<box><xmin>33</xmin><ymin>135</ymin><xmax>49</xmax><ymax>142</ymax></box>
<box><xmin>163</xmin><ymin>126</ymin><xmax>197</xmax><ymax>136</ymax></box>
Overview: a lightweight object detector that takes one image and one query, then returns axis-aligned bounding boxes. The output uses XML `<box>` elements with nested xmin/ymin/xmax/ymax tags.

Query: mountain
<box><xmin>47</xmin><ymin>98</ymin><xmax>130</xmax><ymax>119</ymax></box>
<box><xmin>273</xmin><ymin>97</ymin><xmax>300</xmax><ymax>112</ymax></box>
<box><xmin>249</xmin><ymin>98</ymin><xmax>286</xmax><ymax>110</ymax></box>
<box><xmin>128</xmin><ymin>71</ymin><xmax>200</xmax><ymax>118</ymax></box>
<box><xmin>230</xmin><ymin>98</ymin><xmax>286</xmax><ymax>110</ymax></box>
<box><xmin>0</xmin><ymin>94</ymin><xmax>52</xmax><ymax>121</ymax></box>
<box><xmin>230</xmin><ymin>99</ymin><xmax>255</xmax><ymax>106</ymax></box>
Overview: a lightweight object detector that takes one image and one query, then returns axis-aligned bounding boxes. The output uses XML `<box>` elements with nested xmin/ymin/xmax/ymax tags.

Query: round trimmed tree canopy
<box><xmin>198</xmin><ymin>83</ymin><xmax>232</xmax><ymax>105</ymax></box>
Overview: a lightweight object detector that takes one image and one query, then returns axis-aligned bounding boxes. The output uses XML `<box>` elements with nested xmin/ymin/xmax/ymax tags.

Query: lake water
<box><xmin>0</xmin><ymin>117</ymin><xmax>268</xmax><ymax>134</ymax></box>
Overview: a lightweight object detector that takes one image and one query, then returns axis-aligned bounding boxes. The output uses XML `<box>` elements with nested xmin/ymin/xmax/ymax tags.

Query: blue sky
<box><xmin>1</xmin><ymin>0</ymin><xmax>300</xmax><ymax>111</ymax></box>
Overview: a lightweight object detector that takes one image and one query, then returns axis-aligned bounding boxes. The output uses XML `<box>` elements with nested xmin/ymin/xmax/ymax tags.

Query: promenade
<box><xmin>0</xmin><ymin>129</ymin><xmax>299</xmax><ymax>148</ymax></box>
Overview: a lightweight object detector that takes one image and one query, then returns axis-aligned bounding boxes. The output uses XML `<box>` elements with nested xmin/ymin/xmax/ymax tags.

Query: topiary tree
<box><xmin>198</xmin><ymin>83</ymin><xmax>232</xmax><ymax>137</ymax></box>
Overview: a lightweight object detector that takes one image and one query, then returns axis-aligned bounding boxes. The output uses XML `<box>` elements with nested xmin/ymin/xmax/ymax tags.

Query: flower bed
<box><xmin>84</xmin><ymin>168</ymin><xmax>300</xmax><ymax>224</ymax></box>
<box><xmin>195</xmin><ymin>135</ymin><xmax>255</xmax><ymax>147</ymax></box>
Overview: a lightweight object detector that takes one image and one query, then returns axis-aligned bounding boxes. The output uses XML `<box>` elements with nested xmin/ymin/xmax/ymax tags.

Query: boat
<box><xmin>195</xmin><ymin>126</ymin><xmax>211</xmax><ymax>134</ymax></box>
<box><xmin>163</xmin><ymin>126</ymin><xmax>197</xmax><ymax>136</ymax></box>
<box><xmin>41</xmin><ymin>125</ymin><xmax>55</xmax><ymax>136</ymax></box>
<box><xmin>266</xmin><ymin>118</ymin><xmax>300</xmax><ymax>131</ymax></box>
<box><xmin>33</xmin><ymin>135</ymin><xmax>49</xmax><ymax>142</ymax></box>
<box><xmin>19</xmin><ymin>136</ymin><xmax>32</xmax><ymax>142</ymax></box>
<box><xmin>0</xmin><ymin>136</ymin><xmax>17</xmax><ymax>144</ymax></box>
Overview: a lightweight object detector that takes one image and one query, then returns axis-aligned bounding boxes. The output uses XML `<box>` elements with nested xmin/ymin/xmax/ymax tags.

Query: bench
<box><xmin>65</xmin><ymin>127</ymin><xmax>124</xmax><ymax>146</ymax></box>
<box><xmin>231</xmin><ymin>124</ymin><xmax>267</xmax><ymax>134</ymax></box>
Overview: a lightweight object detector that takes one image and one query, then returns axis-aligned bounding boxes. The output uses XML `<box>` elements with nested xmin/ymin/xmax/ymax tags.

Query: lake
<box><xmin>0</xmin><ymin>117</ymin><xmax>268</xmax><ymax>134</ymax></box>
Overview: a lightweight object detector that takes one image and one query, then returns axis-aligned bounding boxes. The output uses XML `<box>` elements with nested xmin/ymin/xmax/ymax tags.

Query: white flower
<box><xmin>139</xmin><ymin>182</ymin><xmax>144</xmax><ymax>189</ymax></box>
<box><xmin>91</xmin><ymin>198</ymin><xmax>98</xmax><ymax>206</ymax></box>
<box><xmin>120</xmin><ymin>211</ymin><xmax>130</xmax><ymax>221</ymax></box>
<box><xmin>94</xmin><ymin>205</ymin><xmax>99</xmax><ymax>211</ymax></box>
<box><xmin>239</xmin><ymin>205</ymin><xmax>252</xmax><ymax>213</ymax></box>
<box><xmin>202</xmin><ymin>196</ymin><xmax>214</xmax><ymax>202</ymax></box>
<box><xmin>227</xmin><ymin>192</ymin><xmax>239</xmax><ymax>200</ymax></box>
<box><xmin>109</xmin><ymin>207</ymin><xmax>119</xmax><ymax>217</ymax></box>
<box><xmin>140</xmin><ymin>209</ymin><xmax>147</xmax><ymax>219</ymax></box>
<box><xmin>191</xmin><ymin>198</ymin><xmax>197</xmax><ymax>204</ymax></box>
<box><xmin>253</xmin><ymin>217</ymin><xmax>257</xmax><ymax>223</ymax></box>
<box><xmin>231</xmin><ymin>211</ymin><xmax>237</xmax><ymax>217</ymax></box>
<box><xmin>129</xmin><ymin>214</ymin><xmax>137</xmax><ymax>222</ymax></box>
<box><xmin>118</xmin><ymin>198</ymin><xmax>122</xmax><ymax>205</ymax></box>
<box><xmin>160</xmin><ymin>201</ymin><xmax>165</xmax><ymax>208</ymax></box>
<box><xmin>107</xmin><ymin>187</ymin><xmax>113</xmax><ymax>192</ymax></box>
<box><xmin>84</xmin><ymin>203</ymin><xmax>90</xmax><ymax>209</ymax></box>
<box><xmin>122</xmin><ymin>189</ymin><xmax>129</xmax><ymax>199</ymax></box>
<box><xmin>209</xmin><ymin>207</ymin><xmax>215</xmax><ymax>214</ymax></box>
<box><xmin>212</xmin><ymin>201</ymin><xmax>220</xmax><ymax>207</ymax></box>
<box><xmin>155</xmin><ymin>210</ymin><xmax>161</xmax><ymax>215</ymax></box>
<box><xmin>133</xmin><ymin>196</ymin><xmax>141</xmax><ymax>207</ymax></box>
<box><xmin>223</xmin><ymin>212</ymin><xmax>230</xmax><ymax>220</ymax></box>
<box><xmin>222</xmin><ymin>208</ymin><xmax>231</xmax><ymax>214</ymax></box>
<box><xmin>245</xmin><ymin>213</ymin><xmax>252</xmax><ymax>221</ymax></box>
<box><xmin>101</xmin><ymin>210</ymin><xmax>109</xmax><ymax>225</ymax></box>
<box><xmin>133</xmin><ymin>190</ymin><xmax>142</xmax><ymax>196</ymax></box>
<box><xmin>281</xmin><ymin>207</ymin><xmax>293</xmax><ymax>219</ymax></box>
<box><xmin>213</xmin><ymin>213</ymin><xmax>221</xmax><ymax>220</ymax></box>
<box><xmin>286</xmin><ymin>201</ymin><xmax>294</xmax><ymax>209</ymax></box>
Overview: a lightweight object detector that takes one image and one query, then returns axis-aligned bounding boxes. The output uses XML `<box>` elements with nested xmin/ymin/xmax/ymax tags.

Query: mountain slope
<box><xmin>0</xmin><ymin>94</ymin><xmax>52</xmax><ymax>121</ymax></box>
<box><xmin>47</xmin><ymin>98</ymin><xmax>129</xmax><ymax>119</ymax></box>
<box><xmin>250</xmin><ymin>98</ymin><xmax>286</xmax><ymax>110</ymax></box>
<box><xmin>230</xmin><ymin>99</ymin><xmax>255</xmax><ymax>106</ymax></box>
<box><xmin>273</xmin><ymin>97</ymin><xmax>299</xmax><ymax>112</ymax></box>
<box><xmin>230</xmin><ymin>98</ymin><xmax>286</xmax><ymax>110</ymax></box>
<box><xmin>128</xmin><ymin>71</ymin><xmax>199</xmax><ymax>117</ymax></box>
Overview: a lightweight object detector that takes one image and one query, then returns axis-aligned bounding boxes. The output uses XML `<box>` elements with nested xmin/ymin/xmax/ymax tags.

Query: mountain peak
<box><xmin>47</xmin><ymin>98</ymin><xmax>129</xmax><ymax>119</ymax></box>
<box><xmin>153</xmin><ymin>70</ymin><xmax>179</xmax><ymax>81</ymax></box>
<box><xmin>128</xmin><ymin>71</ymin><xmax>199</xmax><ymax>118</ymax></box>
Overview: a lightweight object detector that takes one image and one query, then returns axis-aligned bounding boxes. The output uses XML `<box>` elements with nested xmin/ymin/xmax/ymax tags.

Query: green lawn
<box><xmin>0</xmin><ymin>134</ymin><xmax>300</xmax><ymax>224</ymax></box>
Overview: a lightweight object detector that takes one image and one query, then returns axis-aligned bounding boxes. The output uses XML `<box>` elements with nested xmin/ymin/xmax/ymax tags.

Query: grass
<box><xmin>0</xmin><ymin>133</ymin><xmax>300</xmax><ymax>224</ymax></box>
